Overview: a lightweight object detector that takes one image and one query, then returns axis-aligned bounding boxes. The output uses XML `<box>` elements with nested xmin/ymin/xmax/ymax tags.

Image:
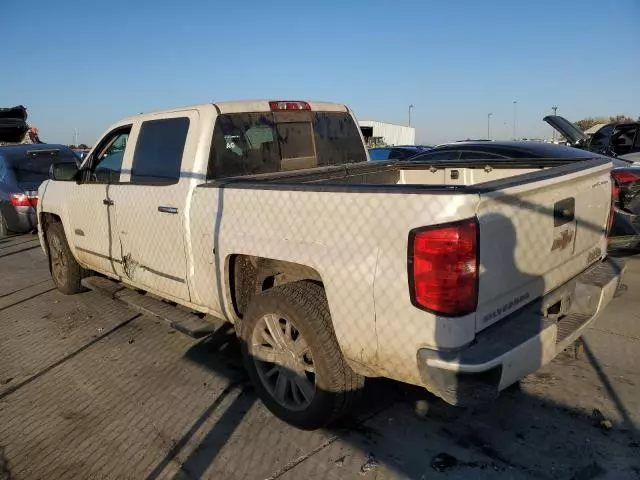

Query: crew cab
<box><xmin>38</xmin><ymin>100</ymin><xmax>625</xmax><ymax>429</ymax></box>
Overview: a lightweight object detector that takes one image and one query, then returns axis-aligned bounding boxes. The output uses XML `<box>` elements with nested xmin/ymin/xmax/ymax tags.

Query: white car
<box><xmin>38</xmin><ymin>100</ymin><xmax>624</xmax><ymax>429</ymax></box>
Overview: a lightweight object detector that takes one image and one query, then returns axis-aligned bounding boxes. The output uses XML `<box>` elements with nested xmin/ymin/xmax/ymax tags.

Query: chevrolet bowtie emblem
<box><xmin>551</xmin><ymin>229</ymin><xmax>574</xmax><ymax>252</ymax></box>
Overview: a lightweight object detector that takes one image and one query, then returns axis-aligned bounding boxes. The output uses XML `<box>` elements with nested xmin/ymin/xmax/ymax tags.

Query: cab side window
<box><xmin>86</xmin><ymin>127</ymin><xmax>131</xmax><ymax>183</ymax></box>
<box><xmin>130</xmin><ymin>117</ymin><xmax>190</xmax><ymax>184</ymax></box>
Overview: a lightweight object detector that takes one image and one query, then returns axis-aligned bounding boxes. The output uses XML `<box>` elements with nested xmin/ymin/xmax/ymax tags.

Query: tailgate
<box><xmin>475</xmin><ymin>161</ymin><xmax>612</xmax><ymax>332</ymax></box>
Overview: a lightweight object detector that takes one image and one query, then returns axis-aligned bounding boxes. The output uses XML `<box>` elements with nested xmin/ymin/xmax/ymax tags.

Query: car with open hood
<box><xmin>544</xmin><ymin>115</ymin><xmax>640</xmax><ymax>159</ymax></box>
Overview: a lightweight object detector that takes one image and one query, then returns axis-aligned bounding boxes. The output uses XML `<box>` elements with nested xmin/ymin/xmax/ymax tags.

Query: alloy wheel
<box><xmin>251</xmin><ymin>313</ymin><xmax>316</xmax><ymax>411</ymax></box>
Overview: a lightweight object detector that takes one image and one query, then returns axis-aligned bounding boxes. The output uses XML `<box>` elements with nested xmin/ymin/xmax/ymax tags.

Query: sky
<box><xmin>2</xmin><ymin>0</ymin><xmax>639</xmax><ymax>145</ymax></box>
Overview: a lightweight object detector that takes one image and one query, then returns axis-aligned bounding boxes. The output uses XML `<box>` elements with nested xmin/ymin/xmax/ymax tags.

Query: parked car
<box><xmin>38</xmin><ymin>100</ymin><xmax>623</xmax><ymax>429</ymax></box>
<box><xmin>368</xmin><ymin>145</ymin><xmax>428</xmax><ymax>161</ymax></box>
<box><xmin>544</xmin><ymin>115</ymin><xmax>640</xmax><ymax>158</ymax></box>
<box><xmin>406</xmin><ymin>140</ymin><xmax>640</xmax><ymax>249</ymax></box>
<box><xmin>0</xmin><ymin>144</ymin><xmax>79</xmax><ymax>236</ymax></box>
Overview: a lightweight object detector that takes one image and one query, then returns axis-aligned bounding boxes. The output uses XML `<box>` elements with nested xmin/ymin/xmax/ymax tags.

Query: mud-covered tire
<box><xmin>46</xmin><ymin>222</ymin><xmax>87</xmax><ymax>295</ymax></box>
<box><xmin>238</xmin><ymin>281</ymin><xmax>364</xmax><ymax>430</ymax></box>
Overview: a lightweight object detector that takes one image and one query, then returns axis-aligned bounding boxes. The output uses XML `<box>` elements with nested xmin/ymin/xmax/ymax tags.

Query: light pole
<box><xmin>487</xmin><ymin>113</ymin><xmax>493</xmax><ymax>140</ymax></box>
<box><xmin>551</xmin><ymin>106</ymin><xmax>558</xmax><ymax>142</ymax></box>
<box><xmin>512</xmin><ymin>101</ymin><xmax>518</xmax><ymax>140</ymax></box>
<box><xmin>408</xmin><ymin>104</ymin><xmax>414</xmax><ymax>127</ymax></box>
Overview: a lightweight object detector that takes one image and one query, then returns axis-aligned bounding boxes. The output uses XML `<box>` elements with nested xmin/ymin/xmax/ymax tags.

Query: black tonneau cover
<box><xmin>199</xmin><ymin>157</ymin><xmax>610</xmax><ymax>194</ymax></box>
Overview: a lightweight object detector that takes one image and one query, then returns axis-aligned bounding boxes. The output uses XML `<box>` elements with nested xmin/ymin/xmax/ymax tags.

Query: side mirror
<box><xmin>49</xmin><ymin>162</ymin><xmax>79</xmax><ymax>181</ymax></box>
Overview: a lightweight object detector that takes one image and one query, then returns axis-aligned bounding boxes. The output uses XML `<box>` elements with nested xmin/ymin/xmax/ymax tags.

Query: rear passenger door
<box><xmin>108</xmin><ymin>112</ymin><xmax>198</xmax><ymax>302</ymax></box>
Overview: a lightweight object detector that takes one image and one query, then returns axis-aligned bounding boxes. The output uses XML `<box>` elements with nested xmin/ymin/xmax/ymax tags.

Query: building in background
<box><xmin>358</xmin><ymin>120</ymin><xmax>415</xmax><ymax>148</ymax></box>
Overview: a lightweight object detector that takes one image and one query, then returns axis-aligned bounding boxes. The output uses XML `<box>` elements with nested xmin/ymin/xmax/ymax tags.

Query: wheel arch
<box><xmin>224</xmin><ymin>254</ymin><xmax>380</xmax><ymax>379</ymax></box>
<box><xmin>227</xmin><ymin>254</ymin><xmax>323</xmax><ymax>320</ymax></box>
<box><xmin>39</xmin><ymin>212</ymin><xmax>62</xmax><ymax>256</ymax></box>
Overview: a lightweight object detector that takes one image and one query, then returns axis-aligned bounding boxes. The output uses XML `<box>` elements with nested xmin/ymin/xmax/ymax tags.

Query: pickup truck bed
<box><xmin>208</xmin><ymin>156</ymin><xmax>592</xmax><ymax>187</ymax></box>
<box><xmin>37</xmin><ymin>100</ymin><xmax>624</xmax><ymax>429</ymax></box>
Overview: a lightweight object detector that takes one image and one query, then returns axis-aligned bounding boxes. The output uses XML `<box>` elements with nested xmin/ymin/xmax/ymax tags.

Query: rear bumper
<box><xmin>0</xmin><ymin>203</ymin><xmax>37</xmax><ymax>233</ymax></box>
<box><xmin>416</xmin><ymin>258</ymin><xmax>626</xmax><ymax>406</ymax></box>
<box><xmin>11</xmin><ymin>207</ymin><xmax>38</xmax><ymax>232</ymax></box>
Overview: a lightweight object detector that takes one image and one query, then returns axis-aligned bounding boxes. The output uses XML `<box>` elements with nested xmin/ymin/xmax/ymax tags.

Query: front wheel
<box><xmin>46</xmin><ymin>222</ymin><xmax>87</xmax><ymax>295</ymax></box>
<box><xmin>238</xmin><ymin>281</ymin><xmax>364</xmax><ymax>430</ymax></box>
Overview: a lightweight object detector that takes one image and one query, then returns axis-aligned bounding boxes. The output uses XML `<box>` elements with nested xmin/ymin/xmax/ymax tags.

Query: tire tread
<box><xmin>239</xmin><ymin>281</ymin><xmax>364</xmax><ymax>428</ymax></box>
<box><xmin>47</xmin><ymin>222</ymin><xmax>87</xmax><ymax>295</ymax></box>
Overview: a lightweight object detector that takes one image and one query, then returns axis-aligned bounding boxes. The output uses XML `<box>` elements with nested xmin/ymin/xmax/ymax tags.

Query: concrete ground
<box><xmin>0</xmin><ymin>233</ymin><xmax>639</xmax><ymax>480</ymax></box>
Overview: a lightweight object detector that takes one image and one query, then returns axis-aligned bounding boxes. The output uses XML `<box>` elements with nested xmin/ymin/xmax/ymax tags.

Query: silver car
<box><xmin>0</xmin><ymin>144</ymin><xmax>79</xmax><ymax>236</ymax></box>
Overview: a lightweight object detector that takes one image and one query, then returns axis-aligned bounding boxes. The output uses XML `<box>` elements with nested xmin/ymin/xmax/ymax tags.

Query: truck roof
<box><xmin>119</xmin><ymin>100</ymin><xmax>348</xmax><ymax>123</ymax></box>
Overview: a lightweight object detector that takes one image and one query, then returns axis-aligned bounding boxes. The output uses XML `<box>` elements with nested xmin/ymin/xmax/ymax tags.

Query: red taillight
<box><xmin>9</xmin><ymin>193</ymin><xmax>38</xmax><ymax>207</ymax></box>
<box><xmin>409</xmin><ymin>219</ymin><xmax>478</xmax><ymax>316</ymax></box>
<box><xmin>269</xmin><ymin>101</ymin><xmax>311</xmax><ymax>111</ymax></box>
<box><xmin>612</xmin><ymin>170</ymin><xmax>640</xmax><ymax>185</ymax></box>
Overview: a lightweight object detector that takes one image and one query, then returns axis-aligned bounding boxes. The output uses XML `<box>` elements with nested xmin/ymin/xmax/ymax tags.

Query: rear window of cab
<box><xmin>207</xmin><ymin>111</ymin><xmax>367</xmax><ymax>179</ymax></box>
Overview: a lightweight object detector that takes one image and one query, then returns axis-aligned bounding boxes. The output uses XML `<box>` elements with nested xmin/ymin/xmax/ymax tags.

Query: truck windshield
<box><xmin>208</xmin><ymin>111</ymin><xmax>367</xmax><ymax>179</ymax></box>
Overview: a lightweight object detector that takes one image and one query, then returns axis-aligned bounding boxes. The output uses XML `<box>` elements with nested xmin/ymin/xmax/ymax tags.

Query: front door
<box><xmin>69</xmin><ymin>127</ymin><xmax>131</xmax><ymax>275</ymax></box>
<box><xmin>108</xmin><ymin>113</ymin><xmax>195</xmax><ymax>302</ymax></box>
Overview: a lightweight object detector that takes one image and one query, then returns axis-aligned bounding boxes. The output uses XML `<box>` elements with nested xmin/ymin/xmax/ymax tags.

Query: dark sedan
<box><xmin>0</xmin><ymin>144</ymin><xmax>80</xmax><ymax>236</ymax></box>
<box><xmin>406</xmin><ymin>140</ymin><xmax>640</xmax><ymax>250</ymax></box>
<box><xmin>369</xmin><ymin>145</ymin><xmax>431</xmax><ymax>161</ymax></box>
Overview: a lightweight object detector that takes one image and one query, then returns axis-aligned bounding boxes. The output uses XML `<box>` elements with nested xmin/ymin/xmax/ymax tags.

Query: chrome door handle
<box><xmin>158</xmin><ymin>206</ymin><xmax>178</xmax><ymax>214</ymax></box>
<box><xmin>103</xmin><ymin>199</ymin><xmax>114</xmax><ymax>206</ymax></box>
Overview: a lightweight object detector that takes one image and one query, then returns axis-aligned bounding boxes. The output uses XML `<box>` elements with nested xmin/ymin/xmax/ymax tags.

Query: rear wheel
<box><xmin>46</xmin><ymin>222</ymin><xmax>87</xmax><ymax>294</ymax></box>
<box><xmin>238</xmin><ymin>281</ymin><xmax>364</xmax><ymax>430</ymax></box>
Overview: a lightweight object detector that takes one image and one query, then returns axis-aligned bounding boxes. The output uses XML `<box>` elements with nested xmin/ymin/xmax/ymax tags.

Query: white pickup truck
<box><xmin>38</xmin><ymin>100</ymin><xmax>624</xmax><ymax>429</ymax></box>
